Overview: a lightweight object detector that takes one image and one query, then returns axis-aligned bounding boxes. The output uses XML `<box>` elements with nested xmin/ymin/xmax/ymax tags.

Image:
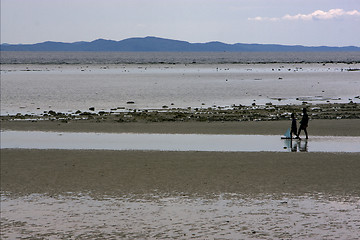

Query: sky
<box><xmin>1</xmin><ymin>0</ymin><xmax>360</xmax><ymax>46</ymax></box>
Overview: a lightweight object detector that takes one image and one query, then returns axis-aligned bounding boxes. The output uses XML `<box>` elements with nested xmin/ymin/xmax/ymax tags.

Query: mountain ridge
<box><xmin>1</xmin><ymin>36</ymin><xmax>359</xmax><ymax>52</ymax></box>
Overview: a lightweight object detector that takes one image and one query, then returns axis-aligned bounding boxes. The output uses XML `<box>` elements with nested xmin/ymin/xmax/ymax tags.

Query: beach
<box><xmin>1</xmin><ymin>54</ymin><xmax>360</xmax><ymax>238</ymax></box>
<box><xmin>1</xmin><ymin>119</ymin><xmax>360</xmax><ymax>239</ymax></box>
<box><xmin>2</xmin><ymin>147</ymin><xmax>360</xmax><ymax>197</ymax></box>
<box><xmin>2</xmin><ymin>118</ymin><xmax>360</xmax><ymax>136</ymax></box>
<box><xmin>2</xmin><ymin>118</ymin><xmax>360</xmax><ymax>196</ymax></box>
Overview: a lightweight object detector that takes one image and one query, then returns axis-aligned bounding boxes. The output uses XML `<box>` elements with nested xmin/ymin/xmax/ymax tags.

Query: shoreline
<box><xmin>2</xmin><ymin>102</ymin><xmax>360</xmax><ymax>136</ymax></box>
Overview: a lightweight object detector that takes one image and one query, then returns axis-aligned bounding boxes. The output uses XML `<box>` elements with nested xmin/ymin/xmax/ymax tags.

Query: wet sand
<box><xmin>1</xmin><ymin>119</ymin><xmax>360</xmax><ymax>239</ymax></box>
<box><xmin>2</xmin><ymin>149</ymin><xmax>360</xmax><ymax>239</ymax></box>
<box><xmin>2</xmin><ymin>149</ymin><xmax>360</xmax><ymax>197</ymax></box>
<box><xmin>2</xmin><ymin>57</ymin><xmax>360</xmax><ymax>238</ymax></box>
<box><xmin>2</xmin><ymin>118</ymin><xmax>360</xmax><ymax>136</ymax></box>
<box><xmin>2</xmin><ymin>118</ymin><xmax>359</xmax><ymax>195</ymax></box>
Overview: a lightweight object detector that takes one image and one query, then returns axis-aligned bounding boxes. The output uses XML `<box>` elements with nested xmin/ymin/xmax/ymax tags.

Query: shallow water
<box><xmin>1</xmin><ymin>63</ymin><xmax>360</xmax><ymax>115</ymax></box>
<box><xmin>1</xmin><ymin>131</ymin><xmax>359</xmax><ymax>152</ymax></box>
<box><xmin>1</xmin><ymin>192</ymin><xmax>359</xmax><ymax>239</ymax></box>
<box><xmin>2</xmin><ymin>51</ymin><xmax>360</xmax><ymax>64</ymax></box>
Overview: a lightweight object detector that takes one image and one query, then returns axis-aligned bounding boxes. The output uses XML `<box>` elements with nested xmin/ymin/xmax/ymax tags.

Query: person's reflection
<box><xmin>291</xmin><ymin>139</ymin><xmax>298</xmax><ymax>152</ymax></box>
<box><xmin>299</xmin><ymin>139</ymin><xmax>308</xmax><ymax>152</ymax></box>
<box><xmin>284</xmin><ymin>139</ymin><xmax>308</xmax><ymax>152</ymax></box>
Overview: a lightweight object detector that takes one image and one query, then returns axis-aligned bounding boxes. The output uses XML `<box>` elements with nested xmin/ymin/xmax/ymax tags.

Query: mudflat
<box><xmin>2</xmin><ymin>118</ymin><xmax>360</xmax><ymax>136</ymax></box>
<box><xmin>1</xmin><ymin>149</ymin><xmax>360</xmax><ymax>197</ymax></box>
<box><xmin>2</xmin><ymin>118</ymin><xmax>360</xmax><ymax>196</ymax></box>
<box><xmin>1</xmin><ymin>119</ymin><xmax>360</xmax><ymax>239</ymax></box>
<box><xmin>2</xmin><ymin>57</ymin><xmax>360</xmax><ymax>239</ymax></box>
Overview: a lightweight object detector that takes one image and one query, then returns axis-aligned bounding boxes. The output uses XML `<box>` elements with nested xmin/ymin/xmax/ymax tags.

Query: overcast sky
<box><xmin>1</xmin><ymin>0</ymin><xmax>359</xmax><ymax>46</ymax></box>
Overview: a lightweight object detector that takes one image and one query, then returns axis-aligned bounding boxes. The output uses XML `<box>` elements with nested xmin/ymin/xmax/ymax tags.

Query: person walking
<box><xmin>297</xmin><ymin>108</ymin><xmax>309</xmax><ymax>139</ymax></box>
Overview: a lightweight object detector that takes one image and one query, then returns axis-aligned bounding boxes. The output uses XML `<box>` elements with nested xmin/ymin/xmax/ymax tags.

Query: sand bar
<box><xmin>1</xmin><ymin>118</ymin><xmax>360</xmax><ymax>136</ymax></box>
<box><xmin>2</xmin><ymin>149</ymin><xmax>360</xmax><ymax>197</ymax></box>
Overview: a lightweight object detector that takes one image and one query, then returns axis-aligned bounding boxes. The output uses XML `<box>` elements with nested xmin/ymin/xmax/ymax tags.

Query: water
<box><xmin>1</xmin><ymin>52</ymin><xmax>360</xmax><ymax>115</ymax></box>
<box><xmin>1</xmin><ymin>62</ymin><xmax>360</xmax><ymax>115</ymax></box>
<box><xmin>1</xmin><ymin>131</ymin><xmax>359</xmax><ymax>152</ymax></box>
<box><xmin>1</xmin><ymin>51</ymin><xmax>360</xmax><ymax>64</ymax></box>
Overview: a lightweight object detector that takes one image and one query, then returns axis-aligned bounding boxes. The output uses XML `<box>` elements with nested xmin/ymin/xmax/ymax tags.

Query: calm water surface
<box><xmin>1</xmin><ymin>52</ymin><xmax>360</xmax><ymax>115</ymax></box>
<box><xmin>2</xmin><ymin>51</ymin><xmax>360</xmax><ymax>64</ymax></box>
<box><xmin>2</xmin><ymin>131</ymin><xmax>359</xmax><ymax>152</ymax></box>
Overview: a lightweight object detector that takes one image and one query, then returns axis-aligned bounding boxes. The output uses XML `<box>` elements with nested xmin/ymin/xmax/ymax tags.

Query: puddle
<box><xmin>1</xmin><ymin>131</ymin><xmax>359</xmax><ymax>152</ymax></box>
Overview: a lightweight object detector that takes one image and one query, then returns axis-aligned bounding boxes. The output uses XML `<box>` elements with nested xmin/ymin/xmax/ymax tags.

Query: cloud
<box><xmin>248</xmin><ymin>16</ymin><xmax>279</xmax><ymax>22</ymax></box>
<box><xmin>248</xmin><ymin>9</ymin><xmax>360</xmax><ymax>21</ymax></box>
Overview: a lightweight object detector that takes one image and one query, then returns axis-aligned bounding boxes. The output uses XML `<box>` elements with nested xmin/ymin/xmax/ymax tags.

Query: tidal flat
<box><xmin>1</xmin><ymin>150</ymin><xmax>360</xmax><ymax>239</ymax></box>
<box><xmin>1</xmin><ymin>117</ymin><xmax>360</xmax><ymax>239</ymax></box>
<box><xmin>1</xmin><ymin>63</ymin><xmax>360</xmax><ymax>115</ymax></box>
<box><xmin>1</xmin><ymin>60</ymin><xmax>360</xmax><ymax>239</ymax></box>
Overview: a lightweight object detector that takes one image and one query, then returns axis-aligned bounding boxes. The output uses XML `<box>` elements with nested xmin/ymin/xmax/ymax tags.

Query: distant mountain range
<box><xmin>1</xmin><ymin>36</ymin><xmax>359</xmax><ymax>52</ymax></box>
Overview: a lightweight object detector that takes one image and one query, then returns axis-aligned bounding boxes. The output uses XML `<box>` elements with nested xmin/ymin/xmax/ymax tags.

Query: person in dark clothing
<box><xmin>290</xmin><ymin>113</ymin><xmax>300</xmax><ymax>139</ymax></box>
<box><xmin>297</xmin><ymin>108</ymin><xmax>309</xmax><ymax>139</ymax></box>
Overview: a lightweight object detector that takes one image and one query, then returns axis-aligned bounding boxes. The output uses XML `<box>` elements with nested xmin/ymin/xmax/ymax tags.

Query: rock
<box><xmin>89</xmin><ymin>107</ymin><xmax>95</xmax><ymax>111</ymax></box>
<box><xmin>80</xmin><ymin>112</ymin><xmax>92</xmax><ymax>116</ymax></box>
<box><xmin>48</xmin><ymin>110</ymin><xmax>56</xmax><ymax>116</ymax></box>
